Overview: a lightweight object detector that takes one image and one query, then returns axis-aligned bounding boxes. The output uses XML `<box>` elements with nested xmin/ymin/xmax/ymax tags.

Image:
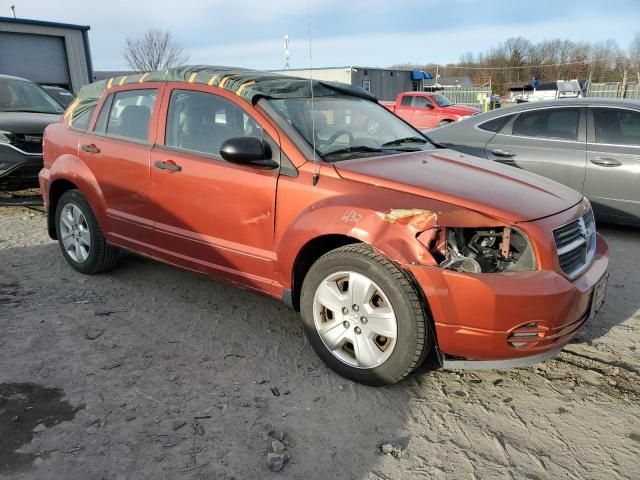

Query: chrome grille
<box><xmin>13</xmin><ymin>134</ymin><xmax>43</xmax><ymax>154</ymax></box>
<box><xmin>554</xmin><ymin>209</ymin><xmax>596</xmax><ymax>278</ymax></box>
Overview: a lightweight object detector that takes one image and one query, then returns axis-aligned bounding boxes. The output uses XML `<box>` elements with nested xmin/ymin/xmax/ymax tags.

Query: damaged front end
<box><xmin>433</xmin><ymin>227</ymin><xmax>537</xmax><ymax>273</ymax></box>
<box><xmin>375</xmin><ymin>207</ymin><xmax>537</xmax><ymax>274</ymax></box>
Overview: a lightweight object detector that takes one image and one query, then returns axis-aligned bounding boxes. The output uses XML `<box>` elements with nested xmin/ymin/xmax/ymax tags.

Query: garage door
<box><xmin>0</xmin><ymin>32</ymin><xmax>70</xmax><ymax>85</ymax></box>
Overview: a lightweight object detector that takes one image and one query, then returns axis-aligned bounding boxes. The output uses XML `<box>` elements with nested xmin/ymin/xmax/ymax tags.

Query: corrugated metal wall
<box><xmin>271</xmin><ymin>68</ymin><xmax>417</xmax><ymax>102</ymax></box>
<box><xmin>0</xmin><ymin>21</ymin><xmax>90</xmax><ymax>92</ymax></box>
<box><xmin>273</xmin><ymin>68</ymin><xmax>352</xmax><ymax>84</ymax></box>
<box><xmin>353</xmin><ymin>69</ymin><xmax>415</xmax><ymax>102</ymax></box>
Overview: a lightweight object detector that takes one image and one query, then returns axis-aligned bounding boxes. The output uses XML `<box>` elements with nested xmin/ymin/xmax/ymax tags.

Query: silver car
<box><xmin>427</xmin><ymin>98</ymin><xmax>640</xmax><ymax>225</ymax></box>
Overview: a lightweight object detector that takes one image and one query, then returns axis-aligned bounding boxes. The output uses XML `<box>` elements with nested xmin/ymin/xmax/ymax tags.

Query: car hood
<box><xmin>0</xmin><ymin>112</ymin><xmax>61</xmax><ymax>134</ymax></box>
<box><xmin>441</xmin><ymin>104</ymin><xmax>480</xmax><ymax>116</ymax></box>
<box><xmin>334</xmin><ymin>149</ymin><xmax>583</xmax><ymax>223</ymax></box>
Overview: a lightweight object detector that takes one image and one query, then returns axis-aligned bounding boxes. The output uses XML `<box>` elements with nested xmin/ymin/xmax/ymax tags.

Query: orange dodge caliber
<box><xmin>40</xmin><ymin>67</ymin><xmax>609</xmax><ymax>386</ymax></box>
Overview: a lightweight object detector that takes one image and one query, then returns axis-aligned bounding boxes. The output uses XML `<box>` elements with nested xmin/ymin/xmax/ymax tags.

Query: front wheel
<box><xmin>300</xmin><ymin>244</ymin><xmax>432</xmax><ymax>385</ymax></box>
<box><xmin>55</xmin><ymin>189</ymin><xmax>121</xmax><ymax>274</ymax></box>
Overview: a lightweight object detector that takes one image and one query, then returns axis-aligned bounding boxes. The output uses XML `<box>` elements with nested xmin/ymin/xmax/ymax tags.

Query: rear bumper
<box><xmin>0</xmin><ymin>143</ymin><xmax>42</xmax><ymax>191</ymax></box>
<box><xmin>409</xmin><ymin>233</ymin><xmax>609</xmax><ymax>364</ymax></box>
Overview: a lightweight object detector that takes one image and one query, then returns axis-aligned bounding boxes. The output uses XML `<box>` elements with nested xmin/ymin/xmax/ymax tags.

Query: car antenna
<box><xmin>306</xmin><ymin>0</ymin><xmax>320</xmax><ymax>186</ymax></box>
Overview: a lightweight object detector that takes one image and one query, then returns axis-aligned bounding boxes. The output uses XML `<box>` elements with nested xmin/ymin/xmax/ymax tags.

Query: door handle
<box><xmin>590</xmin><ymin>157</ymin><xmax>622</xmax><ymax>167</ymax></box>
<box><xmin>491</xmin><ymin>149</ymin><xmax>515</xmax><ymax>158</ymax></box>
<box><xmin>81</xmin><ymin>144</ymin><xmax>100</xmax><ymax>154</ymax></box>
<box><xmin>154</xmin><ymin>160</ymin><xmax>182</xmax><ymax>172</ymax></box>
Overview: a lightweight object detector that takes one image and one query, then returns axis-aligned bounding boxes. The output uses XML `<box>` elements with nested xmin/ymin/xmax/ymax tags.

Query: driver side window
<box><xmin>165</xmin><ymin>89</ymin><xmax>263</xmax><ymax>158</ymax></box>
<box><xmin>413</xmin><ymin>96</ymin><xmax>431</xmax><ymax>108</ymax></box>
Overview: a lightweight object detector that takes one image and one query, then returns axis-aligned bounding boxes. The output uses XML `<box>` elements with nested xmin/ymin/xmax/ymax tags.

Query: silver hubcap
<box><xmin>59</xmin><ymin>204</ymin><xmax>91</xmax><ymax>263</ymax></box>
<box><xmin>313</xmin><ymin>271</ymin><xmax>398</xmax><ymax>369</ymax></box>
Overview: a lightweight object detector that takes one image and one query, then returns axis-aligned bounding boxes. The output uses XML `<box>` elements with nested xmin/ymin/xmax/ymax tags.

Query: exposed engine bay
<box><xmin>437</xmin><ymin>227</ymin><xmax>536</xmax><ymax>273</ymax></box>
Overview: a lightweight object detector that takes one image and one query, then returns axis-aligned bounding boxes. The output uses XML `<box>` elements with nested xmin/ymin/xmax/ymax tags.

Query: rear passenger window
<box><xmin>165</xmin><ymin>90</ymin><xmax>263</xmax><ymax>157</ymax></box>
<box><xmin>479</xmin><ymin>114</ymin><xmax>513</xmax><ymax>133</ymax></box>
<box><xmin>593</xmin><ymin>108</ymin><xmax>640</xmax><ymax>146</ymax></box>
<box><xmin>400</xmin><ymin>96</ymin><xmax>412</xmax><ymax>107</ymax></box>
<box><xmin>100</xmin><ymin>89</ymin><xmax>157</xmax><ymax>141</ymax></box>
<box><xmin>512</xmin><ymin>108</ymin><xmax>579</xmax><ymax>141</ymax></box>
<box><xmin>71</xmin><ymin>106</ymin><xmax>96</xmax><ymax>131</ymax></box>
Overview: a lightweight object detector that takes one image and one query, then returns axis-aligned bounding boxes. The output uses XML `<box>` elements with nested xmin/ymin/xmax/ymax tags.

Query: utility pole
<box><xmin>283</xmin><ymin>34</ymin><xmax>290</xmax><ymax>70</ymax></box>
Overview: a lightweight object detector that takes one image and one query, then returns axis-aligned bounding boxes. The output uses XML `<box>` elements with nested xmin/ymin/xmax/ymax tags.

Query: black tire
<box><xmin>300</xmin><ymin>244</ymin><xmax>432</xmax><ymax>386</ymax></box>
<box><xmin>55</xmin><ymin>189</ymin><xmax>121</xmax><ymax>274</ymax></box>
<box><xmin>438</xmin><ymin>120</ymin><xmax>453</xmax><ymax>127</ymax></box>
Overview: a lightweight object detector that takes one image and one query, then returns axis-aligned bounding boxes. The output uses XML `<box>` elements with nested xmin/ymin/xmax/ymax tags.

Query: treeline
<box><xmin>395</xmin><ymin>34</ymin><xmax>640</xmax><ymax>94</ymax></box>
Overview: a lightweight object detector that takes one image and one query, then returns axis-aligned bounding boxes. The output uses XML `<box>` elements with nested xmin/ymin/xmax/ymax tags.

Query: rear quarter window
<box><xmin>478</xmin><ymin>114</ymin><xmax>514</xmax><ymax>133</ymax></box>
<box><xmin>71</xmin><ymin>105</ymin><xmax>96</xmax><ymax>131</ymax></box>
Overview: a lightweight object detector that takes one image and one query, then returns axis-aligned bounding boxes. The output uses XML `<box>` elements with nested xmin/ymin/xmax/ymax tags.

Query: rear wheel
<box><xmin>55</xmin><ymin>190</ymin><xmax>121</xmax><ymax>274</ymax></box>
<box><xmin>300</xmin><ymin>244</ymin><xmax>431</xmax><ymax>385</ymax></box>
<box><xmin>438</xmin><ymin>120</ymin><xmax>453</xmax><ymax>127</ymax></box>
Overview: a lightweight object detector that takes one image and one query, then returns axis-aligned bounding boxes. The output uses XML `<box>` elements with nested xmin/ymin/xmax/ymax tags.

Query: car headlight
<box><xmin>0</xmin><ymin>130</ymin><xmax>14</xmax><ymax>144</ymax></box>
<box><xmin>429</xmin><ymin>226</ymin><xmax>537</xmax><ymax>273</ymax></box>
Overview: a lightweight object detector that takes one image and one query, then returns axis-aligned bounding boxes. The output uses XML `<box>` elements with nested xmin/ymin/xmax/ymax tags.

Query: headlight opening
<box><xmin>436</xmin><ymin>226</ymin><xmax>536</xmax><ymax>273</ymax></box>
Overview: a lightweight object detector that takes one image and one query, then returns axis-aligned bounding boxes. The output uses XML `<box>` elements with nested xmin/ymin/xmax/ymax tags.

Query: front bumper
<box><xmin>408</xmin><ymin>233</ymin><xmax>609</xmax><ymax>364</ymax></box>
<box><xmin>0</xmin><ymin>143</ymin><xmax>42</xmax><ymax>191</ymax></box>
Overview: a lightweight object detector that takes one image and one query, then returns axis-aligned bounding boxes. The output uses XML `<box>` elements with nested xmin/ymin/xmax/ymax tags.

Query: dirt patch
<box><xmin>0</xmin><ymin>383</ymin><xmax>81</xmax><ymax>474</ymax></box>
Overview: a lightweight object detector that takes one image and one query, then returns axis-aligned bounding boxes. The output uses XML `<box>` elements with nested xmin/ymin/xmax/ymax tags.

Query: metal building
<box><xmin>271</xmin><ymin>67</ymin><xmax>432</xmax><ymax>101</ymax></box>
<box><xmin>0</xmin><ymin>16</ymin><xmax>93</xmax><ymax>93</ymax></box>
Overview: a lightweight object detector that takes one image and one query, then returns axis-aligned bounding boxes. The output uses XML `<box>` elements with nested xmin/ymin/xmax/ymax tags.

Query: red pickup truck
<box><xmin>382</xmin><ymin>92</ymin><xmax>480</xmax><ymax>129</ymax></box>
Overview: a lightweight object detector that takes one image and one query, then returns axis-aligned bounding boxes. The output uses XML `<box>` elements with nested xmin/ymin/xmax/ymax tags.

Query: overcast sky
<box><xmin>3</xmin><ymin>0</ymin><xmax>640</xmax><ymax>71</ymax></box>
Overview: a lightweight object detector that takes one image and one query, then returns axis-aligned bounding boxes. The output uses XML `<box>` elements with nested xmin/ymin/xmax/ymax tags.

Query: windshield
<box><xmin>431</xmin><ymin>94</ymin><xmax>454</xmax><ymax>107</ymax></box>
<box><xmin>267</xmin><ymin>96</ymin><xmax>434</xmax><ymax>161</ymax></box>
<box><xmin>0</xmin><ymin>77</ymin><xmax>64</xmax><ymax>114</ymax></box>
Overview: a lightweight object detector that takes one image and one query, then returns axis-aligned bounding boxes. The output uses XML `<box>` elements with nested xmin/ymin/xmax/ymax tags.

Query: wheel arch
<box><xmin>47</xmin><ymin>178</ymin><xmax>79</xmax><ymax>239</ymax></box>
<box><xmin>289</xmin><ymin>234</ymin><xmax>361</xmax><ymax>311</ymax></box>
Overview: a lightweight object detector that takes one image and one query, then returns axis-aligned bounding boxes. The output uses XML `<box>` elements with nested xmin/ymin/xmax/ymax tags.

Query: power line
<box><xmin>420</xmin><ymin>57</ymin><xmax>610</xmax><ymax>71</ymax></box>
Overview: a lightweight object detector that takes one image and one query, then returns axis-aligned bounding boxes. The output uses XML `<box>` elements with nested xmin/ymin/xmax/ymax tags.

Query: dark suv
<box><xmin>1</xmin><ymin>74</ymin><xmax>64</xmax><ymax>191</ymax></box>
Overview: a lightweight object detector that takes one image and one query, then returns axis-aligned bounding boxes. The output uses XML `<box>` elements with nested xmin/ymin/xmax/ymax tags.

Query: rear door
<box><xmin>79</xmin><ymin>84</ymin><xmax>162</xmax><ymax>245</ymax></box>
<box><xmin>583</xmin><ymin>106</ymin><xmax>640</xmax><ymax>223</ymax></box>
<box><xmin>484</xmin><ymin>106</ymin><xmax>587</xmax><ymax>193</ymax></box>
<box><xmin>393</xmin><ymin>94</ymin><xmax>414</xmax><ymax>123</ymax></box>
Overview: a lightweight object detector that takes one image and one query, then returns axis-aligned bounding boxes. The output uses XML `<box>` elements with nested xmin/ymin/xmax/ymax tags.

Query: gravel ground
<box><xmin>0</xmin><ymin>206</ymin><xmax>638</xmax><ymax>480</ymax></box>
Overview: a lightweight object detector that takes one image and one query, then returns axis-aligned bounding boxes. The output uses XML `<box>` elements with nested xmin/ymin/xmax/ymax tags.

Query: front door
<box><xmin>149</xmin><ymin>85</ymin><xmax>280</xmax><ymax>293</ymax></box>
<box><xmin>411</xmin><ymin>96</ymin><xmax>436</xmax><ymax>129</ymax></box>
<box><xmin>583</xmin><ymin>106</ymin><xmax>640</xmax><ymax>223</ymax></box>
<box><xmin>484</xmin><ymin>107</ymin><xmax>587</xmax><ymax>193</ymax></box>
<box><xmin>78</xmin><ymin>85</ymin><xmax>161</xmax><ymax>245</ymax></box>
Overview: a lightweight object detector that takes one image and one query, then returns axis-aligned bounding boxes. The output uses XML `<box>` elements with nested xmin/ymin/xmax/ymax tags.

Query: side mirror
<box><xmin>220</xmin><ymin>137</ymin><xmax>278</xmax><ymax>169</ymax></box>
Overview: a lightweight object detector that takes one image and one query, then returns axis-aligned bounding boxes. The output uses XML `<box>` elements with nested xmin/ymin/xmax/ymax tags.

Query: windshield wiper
<box><xmin>381</xmin><ymin>136</ymin><xmax>428</xmax><ymax>147</ymax></box>
<box><xmin>322</xmin><ymin>145</ymin><xmax>383</xmax><ymax>159</ymax></box>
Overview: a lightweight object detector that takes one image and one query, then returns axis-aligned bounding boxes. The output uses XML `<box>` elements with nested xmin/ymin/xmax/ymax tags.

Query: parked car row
<box><xmin>0</xmin><ymin>74</ymin><xmax>64</xmax><ymax>191</ymax></box>
<box><xmin>38</xmin><ymin>66</ymin><xmax>610</xmax><ymax>386</ymax></box>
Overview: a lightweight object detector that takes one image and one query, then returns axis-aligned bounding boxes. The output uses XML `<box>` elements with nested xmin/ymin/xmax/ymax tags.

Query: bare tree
<box><xmin>629</xmin><ymin>32</ymin><xmax>640</xmax><ymax>74</ymax></box>
<box><xmin>123</xmin><ymin>29</ymin><xmax>189</xmax><ymax>72</ymax></box>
